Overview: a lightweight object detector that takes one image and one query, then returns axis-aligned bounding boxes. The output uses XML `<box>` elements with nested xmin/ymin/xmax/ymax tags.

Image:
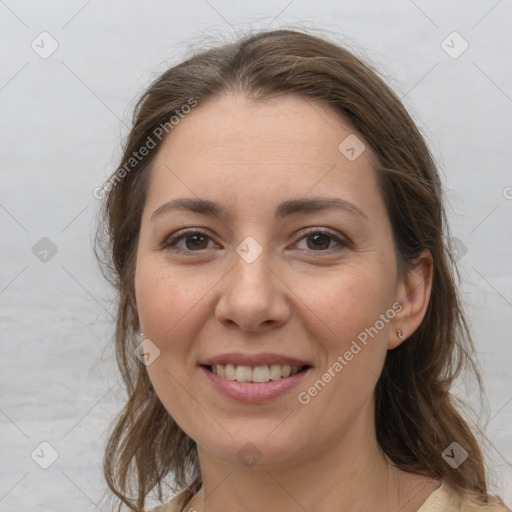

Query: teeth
<box><xmin>252</xmin><ymin>365</ymin><xmax>270</xmax><ymax>382</ymax></box>
<box><xmin>269</xmin><ymin>364</ymin><xmax>282</xmax><ymax>380</ymax></box>
<box><xmin>235</xmin><ymin>365</ymin><xmax>252</xmax><ymax>382</ymax></box>
<box><xmin>225</xmin><ymin>364</ymin><xmax>236</xmax><ymax>380</ymax></box>
<box><xmin>210</xmin><ymin>364</ymin><xmax>304</xmax><ymax>382</ymax></box>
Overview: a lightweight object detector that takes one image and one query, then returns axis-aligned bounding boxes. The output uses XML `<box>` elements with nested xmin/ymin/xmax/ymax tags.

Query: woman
<box><xmin>95</xmin><ymin>28</ymin><xmax>510</xmax><ymax>512</ymax></box>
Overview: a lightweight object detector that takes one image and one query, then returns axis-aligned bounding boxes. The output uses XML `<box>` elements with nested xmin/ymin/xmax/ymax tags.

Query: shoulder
<box><xmin>418</xmin><ymin>481</ymin><xmax>511</xmax><ymax>512</ymax></box>
<box><xmin>145</xmin><ymin>489</ymin><xmax>191</xmax><ymax>512</ymax></box>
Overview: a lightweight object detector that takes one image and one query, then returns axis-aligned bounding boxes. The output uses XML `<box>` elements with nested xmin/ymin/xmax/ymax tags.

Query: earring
<box><xmin>396</xmin><ymin>328</ymin><xmax>405</xmax><ymax>340</ymax></box>
<box><xmin>136</xmin><ymin>328</ymin><xmax>144</xmax><ymax>338</ymax></box>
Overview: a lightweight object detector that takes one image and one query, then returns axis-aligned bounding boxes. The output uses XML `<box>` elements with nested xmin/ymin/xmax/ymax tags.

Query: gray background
<box><xmin>1</xmin><ymin>1</ymin><xmax>511</xmax><ymax>510</ymax></box>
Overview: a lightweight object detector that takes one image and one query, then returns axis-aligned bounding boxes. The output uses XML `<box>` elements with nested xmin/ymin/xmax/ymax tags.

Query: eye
<box><xmin>294</xmin><ymin>229</ymin><xmax>348</xmax><ymax>252</ymax></box>
<box><xmin>162</xmin><ymin>228</ymin><xmax>349</xmax><ymax>254</ymax></box>
<box><xmin>162</xmin><ymin>229</ymin><xmax>214</xmax><ymax>252</ymax></box>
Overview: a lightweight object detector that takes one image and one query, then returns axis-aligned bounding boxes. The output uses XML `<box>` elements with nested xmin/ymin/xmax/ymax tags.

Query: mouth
<box><xmin>200</xmin><ymin>363</ymin><xmax>312</xmax><ymax>383</ymax></box>
<box><xmin>199</xmin><ymin>362</ymin><xmax>313</xmax><ymax>403</ymax></box>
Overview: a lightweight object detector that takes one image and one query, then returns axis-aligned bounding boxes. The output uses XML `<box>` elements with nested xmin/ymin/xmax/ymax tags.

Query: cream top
<box><xmin>148</xmin><ymin>481</ymin><xmax>511</xmax><ymax>512</ymax></box>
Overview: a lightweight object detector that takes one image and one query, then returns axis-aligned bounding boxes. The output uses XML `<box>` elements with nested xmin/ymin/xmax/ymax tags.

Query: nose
<box><xmin>214</xmin><ymin>242</ymin><xmax>291</xmax><ymax>332</ymax></box>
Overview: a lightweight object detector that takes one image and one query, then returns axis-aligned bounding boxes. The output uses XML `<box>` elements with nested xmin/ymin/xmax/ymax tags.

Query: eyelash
<box><xmin>161</xmin><ymin>228</ymin><xmax>349</xmax><ymax>254</ymax></box>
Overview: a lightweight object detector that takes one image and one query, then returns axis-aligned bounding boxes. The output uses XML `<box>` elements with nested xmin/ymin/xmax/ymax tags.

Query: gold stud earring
<box><xmin>396</xmin><ymin>328</ymin><xmax>405</xmax><ymax>340</ymax></box>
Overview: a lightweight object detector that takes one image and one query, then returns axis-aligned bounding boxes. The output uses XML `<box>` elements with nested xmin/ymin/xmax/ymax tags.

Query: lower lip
<box><xmin>199</xmin><ymin>365</ymin><xmax>312</xmax><ymax>403</ymax></box>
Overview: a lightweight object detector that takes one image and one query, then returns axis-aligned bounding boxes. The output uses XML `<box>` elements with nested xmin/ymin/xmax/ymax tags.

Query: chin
<box><xmin>198</xmin><ymin>430</ymin><xmax>308</xmax><ymax>470</ymax></box>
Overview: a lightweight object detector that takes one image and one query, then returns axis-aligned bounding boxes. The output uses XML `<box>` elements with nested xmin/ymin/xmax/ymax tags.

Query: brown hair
<box><xmin>95</xmin><ymin>27</ymin><xmax>503</xmax><ymax>511</ymax></box>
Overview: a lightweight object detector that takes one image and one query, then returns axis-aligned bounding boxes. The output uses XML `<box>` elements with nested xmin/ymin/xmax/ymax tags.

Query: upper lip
<box><xmin>199</xmin><ymin>353</ymin><xmax>312</xmax><ymax>367</ymax></box>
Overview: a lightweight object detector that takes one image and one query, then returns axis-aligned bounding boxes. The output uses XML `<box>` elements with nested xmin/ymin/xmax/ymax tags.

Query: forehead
<box><xmin>154</xmin><ymin>93</ymin><xmax>373</xmax><ymax>165</ymax></box>
<box><xmin>145</xmin><ymin>93</ymin><xmax>383</xmax><ymax>221</ymax></box>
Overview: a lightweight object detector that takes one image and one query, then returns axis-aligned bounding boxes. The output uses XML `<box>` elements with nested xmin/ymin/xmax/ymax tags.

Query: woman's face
<box><xmin>135</xmin><ymin>93</ymin><xmax>405</xmax><ymax>469</ymax></box>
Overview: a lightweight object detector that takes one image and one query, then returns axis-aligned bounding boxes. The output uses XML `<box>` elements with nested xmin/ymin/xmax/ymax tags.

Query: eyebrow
<box><xmin>150</xmin><ymin>196</ymin><xmax>369</xmax><ymax>222</ymax></box>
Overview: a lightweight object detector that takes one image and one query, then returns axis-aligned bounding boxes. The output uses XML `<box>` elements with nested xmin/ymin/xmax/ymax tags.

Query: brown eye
<box><xmin>162</xmin><ymin>230</ymin><xmax>213</xmax><ymax>252</ymax></box>
<box><xmin>306</xmin><ymin>233</ymin><xmax>332</xmax><ymax>250</ymax></box>
<box><xmin>183</xmin><ymin>233</ymin><xmax>209</xmax><ymax>250</ymax></box>
<box><xmin>295</xmin><ymin>229</ymin><xmax>347</xmax><ymax>252</ymax></box>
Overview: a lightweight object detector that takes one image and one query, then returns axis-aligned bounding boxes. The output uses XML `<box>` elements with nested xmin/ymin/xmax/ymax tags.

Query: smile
<box><xmin>199</xmin><ymin>364</ymin><xmax>312</xmax><ymax>403</ymax></box>
<box><xmin>204</xmin><ymin>363</ymin><xmax>310</xmax><ymax>383</ymax></box>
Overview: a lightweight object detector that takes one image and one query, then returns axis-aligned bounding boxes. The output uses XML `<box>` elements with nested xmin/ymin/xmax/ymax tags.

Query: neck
<box><xmin>187</xmin><ymin>398</ymin><xmax>437</xmax><ymax>512</ymax></box>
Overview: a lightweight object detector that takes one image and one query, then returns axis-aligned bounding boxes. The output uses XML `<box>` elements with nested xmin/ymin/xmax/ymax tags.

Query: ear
<box><xmin>134</xmin><ymin>315</ymin><xmax>142</xmax><ymax>334</ymax></box>
<box><xmin>133</xmin><ymin>308</ymin><xmax>142</xmax><ymax>334</ymax></box>
<box><xmin>388</xmin><ymin>249</ymin><xmax>433</xmax><ymax>350</ymax></box>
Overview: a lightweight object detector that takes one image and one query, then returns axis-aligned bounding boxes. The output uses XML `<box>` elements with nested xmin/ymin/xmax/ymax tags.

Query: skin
<box><xmin>134</xmin><ymin>93</ymin><xmax>438</xmax><ymax>512</ymax></box>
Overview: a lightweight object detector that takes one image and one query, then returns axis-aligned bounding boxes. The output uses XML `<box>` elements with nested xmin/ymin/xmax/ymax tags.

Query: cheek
<box><xmin>134</xmin><ymin>258</ymin><xmax>206</xmax><ymax>427</ymax></box>
<box><xmin>309</xmin><ymin>266</ymin><xmax>395</xmax><ymax>392</ymax></box>
<box><xmin>134</xmin><ymin>256</ymin><xmax>219</xmax><ymax>376</ymax></box>
<box><xmin>316</xmin><ymin>263</ymin><xmax>396</xmax><ymax>343</ymax></box>
<box><xmin>136</xmin><ymin>257</ymin><xmax>200</xmax><ymax>338</ymax></box>
<box><xmin>136</xmin><ymin>261</ymin><xmax>174</xmax><ymax>338</ymax></box>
